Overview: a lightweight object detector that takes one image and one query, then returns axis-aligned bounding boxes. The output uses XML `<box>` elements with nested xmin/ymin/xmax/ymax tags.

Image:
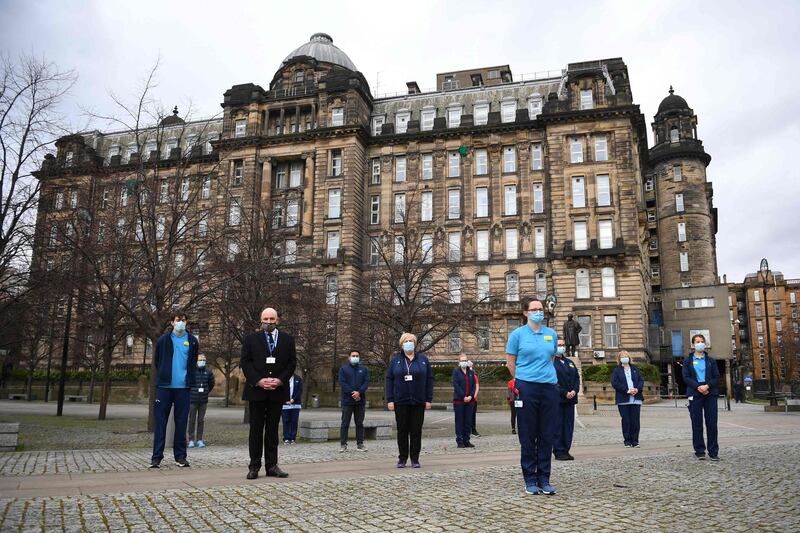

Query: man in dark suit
<box><xmin>241</xmin><ymin>307</ymin><xmax>296</xmax><ymax>479</ymax></box>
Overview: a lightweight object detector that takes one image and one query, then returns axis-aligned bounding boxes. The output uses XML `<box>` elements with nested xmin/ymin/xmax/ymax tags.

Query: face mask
<box><xmin>557</xmin><ymin>346</ymin><xmax>566</xmax><ymax>355</ymax></box>
<box><xmin>694</xmin><ymin>343</ymin><xmax>705</xmax><ymax>352</ymax></box>
<box><xmin>459</xmin><ymin>361</ymin><xmax>468</xmax><ymax>369</ymax></box>
<box><xmin>197</xmin><ymin>361</ymin><xmax>206</xmax><ymax>368</ymax></box>
<box><xmin>174</xmin><ymin>321</ymin><xmax>186</xmax><ymax>332</ymax></box>
<box><xmin>402</xmin><ymin>341</ymin><xmax>415</xmax><ymax>353</ymax></box>
<box><xmin>262</xmin><ymin>323</ymin><xmax>276</xmax><ymax>333</ymax></box>
<box><xmin>620</xmin><ymin>357</ymin><xmax>630</xmax><ymax>365</ymax></box>
<box><xmin>528</xmin><ymin>310</ymin><xmax>544</xmax><ymax>324</ymax></box>
<box><xmin>350</xmin><ymin>357</ymin><xmax>360</xmax><ymax>365</ymax></box>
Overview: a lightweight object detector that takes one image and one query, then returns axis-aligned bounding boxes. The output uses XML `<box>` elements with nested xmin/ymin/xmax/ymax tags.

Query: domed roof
<box><xmin>657</xmin><ymin>86</ymin><xmax>689</xmax><ymax>113</ymax></box>
<box><xmin>160</xmin><ymin>106</ymin><xmax>185</xmax><ymax>127</ymax></box>
<box><xmin>282</xmin><ymin>33</ymin><xmax>357</xmax><ymax>71</ymax></box>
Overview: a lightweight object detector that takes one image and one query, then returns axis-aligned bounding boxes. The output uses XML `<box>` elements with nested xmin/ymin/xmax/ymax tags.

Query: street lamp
<box><xmin>759</xmin><ymin>258</ymin><xmax>778</xmax><ymax>407</ymax></box>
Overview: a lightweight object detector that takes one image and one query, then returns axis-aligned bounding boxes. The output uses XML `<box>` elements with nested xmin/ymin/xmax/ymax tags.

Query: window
<box><xmin>578</xmin><ymin>316</ymin><xmax>592</xmax><ymax>348</ymax></box>
<box><xmin>233</xmin><ymin>160</ymin><xmax>244</xmax><ymax>186</ymax></box>
<box><xmin>327</xmin><ymin>189</ymin><xmax>341</xmax><ymax>219</ymax></box>
<box><xmin>475</xmin><ymin>149</ymin><xmax>488</xmax><ymax>175</ymax></box>
<box><xmin>789</xmin><ymin>292</ymin><xmax>796</xmax><ymax>304</ymax></box>
<box><xmin>595</xmin><ymin>134</ymin><xmax>608</xmax><ymax>161</ymax></box>
<box><xmin>647</xmin><ymin>211</ymin><xmax>656</xmax><ymax>222</ymax></box>
<box><xmin>286</xmin><ymin>199</ymin><xmax>299</xmax><ymax>227</ymax></box>
<box><xmin>396</xmin><ymin>110</ymin><xmax>410</xmax><ymax>133</ymax></box>
<box><xmin>420</xmin><ymin>279</ymin><xmax>433</xmax><ymax>306</ymax></box>
<box><xmin>675</xmin><ymin>193</ymin><xmax>684</xmax><ymax>212</ymax></box>
<box><xmin>776</xmin><ymin>319</ymin><xmax>782</xmax><ymax>332</ymax></box>
<box><xmin>145</xmin><ymin>140</ymin><xmax>157</xmax><ymax>160</ymax></box>
<box><xmin>503</xmin><ymin>146</ymin><xmax>516</xmax><ymax>173</ymax></box>
<box><xmin>603</xmin><ymin>315</ymin><xmax>619</xmax><ymax>348</ymax></box>
<box><xmin>670</xmin><ymin>127</ymin><xmax>679</xmax><ymax>143</ymax></box>
<box><xmin>201</xmin><ymin>176</ymin><xmax>210</xmax><ymax>199</ymax></box>
<box><xmin>473</xmin><ymin>103</ymin><xmax>489</xmax><ymax>126</ymax></box>
<box><xmin>505</xmin><ymin>228</ymin><xmax>518</xmax><ymax>260</ymax></box>
<box><xmin>295</xmin><ymin>70</ymin><xmax>304</xmax><ymax>83</ymax></box>
<box><xmin>757</xmin><ymin>335</ymin><xmax>764</xmax><ymax>348</ymax></box>
<box><xmin>65</xmin><ymin>152</ymin><xmax>73</xmax><ymax>166</ymax></box>
<box><xmin>531</xmin><ymin>143</ymin><xmax>543</xmax><ymax>170</ymax></box>
<box><xmin>448</xmin><ymin>231</ymin><xmax>461</xmax><ymax>262</ymax></box>
<box><xmin>447</xmin><ymin>106</ymin><xmax>462</xmax><ymax>128</ymax></box>
<box><xmin>154</xmin><ymin>214</ymin><xmax>166</xmax><ymax>241</ymax></box>
<box><xmin>331</xmin><ymin>150</ymin><xmax>342</xmax><ymax>176</ymax></box>
<box><xmin>501</xmin><ymin>100</ymin><xmax>516</xmax><ymax>123</ymax></box>
<box><xmin>572</xmin><ymin>177</ymin><xmax>586</xmax><ymax>207</ymax></box>
<box><xmin>476</xmin><ymin>230</ymin><xmax>489</xmax><ymax>261</ymax></box>
<box><xmin>528</xmin><ymin>96</ymin><xmax>543</xmax><ymax>119</ymax></box>
<box><xmin>535</xmin><ymin>272</ymin><xmax>547</xmax><ymax>299</ymax></box>
<box><xmin>775</xmin><ymin>303</ymin><xmax>782</xmax><ymax>316</ymax></box>
<box><xmin>181</xmin><ymin>177</ymin><xmax>190</xmax><ymax>201</ymax></box>
<box><xmin>421</xmin><ymin>154</ymin><xmax>433</xmax><ymax>180</ymax></box>
<box><xmin>580</xmin><ymin>89</ymin><xmax>594</xmax><ymax>110</ymax></box>
<box><xmin>574</xmin><ymin>221</ymin><xmax>588</xmax><ymax>250</ymax></box>
<box><xmin>534</xmin><ymin>226</ymin><xmax>546</xmax><ymax>258</ymax></box>
<box><xmin>504</xmin><ymin>185</ymin><xmax>517</xmax><ymax>215</ymax></box>
<box><xmin>326</xmin><ymin>231</ymin><xmax>340</xmax><ymax>259</ymax></box>
<box><xmin>576</xmin><ymin>269</ymin><xmax>590</xmax><ymax>299</ymax></box>
<box><xmin>476</xmin><ymin>187</ymin><xmax>489</xmax><ymax>217</ymax></box>
<box><xmin>227</xmin><ymin>240</ymin><xmax>239</xmax><ymax>262</ymax></box>
<box><xmin>54</xmin><ymin>190</ymin><xmax>64</xmax><ymax>210</ymax></box>
<box><xmin>680</xmin><ymin>251</ymin><xmax>689</xmax><ymax>272</ymax></box>
<box><xmin>477</xmin><ymin>318</ymin><xmax>490</xmax><ymax>351</ymax></box>
<box><xmin>421</xmin><ymin>191</ymin><xmax>433</xmax><ymax>222</ymax></box>
<box><xmin>290</xmin><ymin>162</ymin><xmax>303</xmax><ymax>187</ymax></box>
<box><xmin>507</xmin><ymin>318</ymin><xmax>522</xmax><ymax>337</ymax></box>
<box><xmin>205</xmin><ymin>133</ymin><xmax>218</xmax><ymax>154</ymax></box>
<box><xmin>449</xmin><ymin>326</ymin><xmax>462</xmax><ymax>352</ymax></box>
<box><xmin>448</xmin><ymin>151</ymin><xmax>460</xmax><ymax>177</ymax></box>
<box><xmin>421</xmin><ymin>108</ymin><xmax>435</xmax><ymax>131</ymax></box>
<box><xmin>394</xmin><ymin>193</ymin><xmax>406</xmax><ymax>223</ymax></box>
<box><xmin>753</xmin><ymin>289</ymin><xmax>760</xmax><ymax>302</ymax></box>
<box><xmin>421</xmin><ymin>234</ymin><xmax>433</xmax><ymax>264</ymax></box>
<box><xmin>331</xmin><ymin>107</ymin><xmax>344</xmax><ymax>127</ymax></box>
<box><xmin>755</xmin><ymin>304</ymin><xmax>762</xmax><ymax>317</ymax></box>
<box><xmin>477</xmin><ymin>274</ymin><xmax>490</xmax><ymax>302</ymax></box>
<box><xmin>229</xmin><ymin>199</ymin><xmax>241</xmax><ymax>226</ymax></box>
<box><xmin>326</xmin><ymin>275</ymin><xmax>338</xmax><ymax>305</ymax></box>
<box><xmin>395</xmin><ymin>156</ymin><xmax>406</xmax><ymax>182</ymax></box>
<box><xmin>370</xmin><ymin>195</ymin><xmax>380</xmax><ymax>225</ymax></box>
<box><xmin>448</xmin><ymin>189</ymin><xmax>460</xmax><ymax>219</ymax></box>
<box><xmin>596</xmin><ymin>174</ymin><xmax>611</xmax><ymax>206</ymax></box>
<box><xmin>120</xmin><ymin>186</ymin><xmax>128</xmax><ymax>207</ymax></box>
<box><xmin>371</xmin><ymin>158</ymin><xmax>381</xmax><ymax>184</ymax></box>
<box><xmin>651</xmin><ymin>264</ymin><xmax>660</xmax><ymax>277</ymax></box>
<box><xmin>678</xmin><ymin>222</ymin><xmax>687</xmax><ymax>242</ymax></box>
<box><xmin>369</xmin><ymin>237</ymin><xmax>381</xmax><ymax>266</ymax></box>
<box><xmin>235</xmin><ymin>119</ymin><xmax>246</xmax><ymax>138</ymax></box>
<box><xmin>372</xmin><ymin>116</ymin><xmax>385</xmax><ymax>136</ymax></box>
<box><xmin>673</xmin><ymin>164</ymin><xmax>682</xmax><ymax>182</ymax></box>
<box><xmin>101</xmin><ymin>187</ymin><xmax>110</xmax><ymax>209</ymax></box>
<box><xmin>275</xmin><ymin>164</ymin><xmax>287</xmax><ymax>189</ymax></box>
<box><xmin>532</xmin><ymin>183</ymin><xmax>544</xmax><ymax>214</ymax></box>
<box><xmin>164</xmin><ymin>139</ymin><xmax>178</xmax><ymax>158</ymax></box>
<box><xmin>601</xmin><ymin>267</ymin><xmax>616</xmax><ymax>297</ymax></box>
<box><xmin>49</xmin><ymin>224</ymin><xmax>58</xmax><ymax>246</ymax></box>
<box><xmin>448</xmin><ymin>275</ymin><xmax>462</xmax><ymax>304</ymax></box>
<box><xmin>506</xmin><ymin>272</ymin><xmax>520</xmax><ymax>302</ymax></box>
<box><xmin>570</xmin><ymin>138</ymin><xmax>584</xmax><ymax>163</ymax></box>
<box><xmin>598</xmin><ymin>220</ymin><xmax>613</xmax><ymax>249</ymax></box>
<box><xmin>174</xmin><ymin>251</ymin><xmax>185</xmax><ymax>272</ymax></box>
<box><xmin>645</xmin><ymin>179</ymin><xmax>654</xmax><ymax>192</ymax></box>
<box><xmin>198</xmin><ymin>214</ymin><xmax>208</xmax><ymax>238</ymax></box>
<box><xmin>756</xmin><ymin>320</ymin><xmax>763</xmax><ymax>334</ymax></box>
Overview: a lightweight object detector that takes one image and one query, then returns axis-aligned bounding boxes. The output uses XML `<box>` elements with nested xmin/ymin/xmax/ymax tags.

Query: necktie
<box><xmin>267</xmin><ymin>332</ymin><xmax>275</xmax><ymax>353</ymax></box>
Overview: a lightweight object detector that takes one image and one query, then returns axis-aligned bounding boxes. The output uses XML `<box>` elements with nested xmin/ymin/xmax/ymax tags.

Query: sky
<box><xmin>1</xmin><ymin>0</ymin><xmax>798</xmax><ymax>282</ymax></box>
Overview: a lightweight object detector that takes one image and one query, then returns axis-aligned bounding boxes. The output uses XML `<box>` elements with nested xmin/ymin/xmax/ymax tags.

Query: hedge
<box><xmin>8</xmin><ymin>368</ymin><xmax>148</xmax><ymax>382</ymax></box>
<box><xmin>582</xmin><ymin>363</ymin><xmax>660</xmax><ymax>384</ymax></box>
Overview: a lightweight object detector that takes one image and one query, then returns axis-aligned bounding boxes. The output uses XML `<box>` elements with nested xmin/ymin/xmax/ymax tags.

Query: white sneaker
<box><xmin>188</xmin><ymin>440</ymin><xmax>195</xmax><ymax>448</ymax></box>
<box><xmin>357</xmin><ymin>444</ymin><xmax>368</xmax><ymax>452</ymax></box>
<box><xmin>340</xmin><ymin>444</ymin><xmax>347</xmax><ymax>453</ymax></box>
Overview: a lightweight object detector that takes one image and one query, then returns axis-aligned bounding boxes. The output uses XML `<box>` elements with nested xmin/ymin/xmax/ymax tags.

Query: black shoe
<box><xmin>457</xmin><ymin>442</ymin><xmax>466</xmax><ymax>448</ymax></box>
<box><xmin>565</xmin><ymin>453</ymin><xmax>575</xmax><ymax>460</ymax></box>
<box><xmin>471</xmin><ymin>432</ymin><xmax>481</xmax><ymax>437</ymax></box>
<box><xmin>511</xmin><ymin>428</ymin><xmax>516</xmax><ymax>434</ymax></box>
<box><xmin>696</xmin><ymin>454</ymin><xmax>706</xmax><ymax>460</ymax></box>
<box><xmin>266</xmin><ymin>465</ymin><xmax>289</xmax><ymax>478</ymax></box>
<box><xmin>554</xmin><ymin>454</ymin><xmax>569</xmax><ymax>461</ymax></box>
<box><xmin>150</xmin><ymin>460</ymin><xmax>161</xmax><ymax>469</ymax></box>
<box><xmin>246</xmin><ymin>467</ymin><xmax>259</xmax><ymax>480</ymax></box>
<box><xmin>464</xmin><ymin>442</ymin><xmax>475</xmax><ymax>448</ymax></box>
<box><xmin>175</xmin><ymin>459</ymin><xmax>190</xmax><ymax>468</ymax></box>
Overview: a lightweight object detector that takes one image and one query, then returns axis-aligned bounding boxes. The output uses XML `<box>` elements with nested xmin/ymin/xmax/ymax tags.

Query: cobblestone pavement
<box><xmin>0</xmin><ymin>441</ymin><xmax>798</xmax><ymax>532</ymax></box>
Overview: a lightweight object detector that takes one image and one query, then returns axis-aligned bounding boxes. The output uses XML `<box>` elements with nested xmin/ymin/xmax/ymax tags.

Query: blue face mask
<box><xmin>557</xmin><ymin>346</ymin><xmax>566</xmax><ymax>355</ymax></box>
<box><xmin>620</xmin><ymin>357</ymin><xmax>630</xmax><ymax>365</ymax></box>
<box><xmin>174</xmin><ymin>321</ymin><xmax>186</xmax><ymax>333</ymax></box>
<box><xmin>402</xmin><ymin>341</ymin><xmax>415</xmax><ymax>353</ymax></box>
<box><xmin>694</xmin><ymin>343</ymin><xmax>706</xmax><ymax>353</ymax></box>
<box><xmin>528</xmin><ymin>310</ymin><xmax>544</xmax><ymax>324</ymax></box>
<box><xmin>459</xmin><ymin>361</ymin><xmax>468</xmax><ymax>369</ymax></box>
<box><xmin>197</xmin><ymin>361</ymin><xmax>206</xmax><ymax>368</ymax></box>
<box><xmin>350</xmin><ymin>357</ymin><xmax>360</xmax><ymax>365</ymax></box>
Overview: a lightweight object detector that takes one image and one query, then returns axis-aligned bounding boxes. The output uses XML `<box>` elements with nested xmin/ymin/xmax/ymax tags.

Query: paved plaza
<box><xmin>0</xmin><ymin>402</ymin><xmax>798</xmax><ymax>532</ymax></box>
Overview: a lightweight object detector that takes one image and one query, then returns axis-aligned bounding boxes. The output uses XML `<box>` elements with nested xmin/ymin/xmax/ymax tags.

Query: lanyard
<box><xmin>265</xmin><ymin>332</ymin><xmax>275</xmax><ymax>354</ymax></box>
<box><xmin>404</xmin><ymin>356</ymin><xmax>414</xmax><ymax>375</ymax></box>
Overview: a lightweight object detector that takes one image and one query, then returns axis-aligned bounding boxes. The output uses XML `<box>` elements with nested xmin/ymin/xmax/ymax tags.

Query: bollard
<box><xmin>726</xmin><ymin>397</ymin><xmax>731</xmax><ymax>411</ymax></box>
<box><xmin>593</xmin><ymin>395</ymin><xmax>597</xmax><ymax>411</ymax></box>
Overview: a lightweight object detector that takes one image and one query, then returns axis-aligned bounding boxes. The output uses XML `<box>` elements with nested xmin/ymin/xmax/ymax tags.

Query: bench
<box><xmin>298</xmin><ymin>419</ymin><xmax>391</xmax><ymax>442</ymax></box>
<box><xmin>8</xmin><ymin>393</ymin><xmax>29</xmax><ymax>400</ymax></box>
<box><xmin>430</xmin><ymin>402</ymin><xmax>454</xmax><ymax>411</ymax></box>
<box><xmin>65</xmin><ymin>395</ymin><xmax>87</xmax><ymax>402</ymax></box>
<box><xmin>0</xmin><ymin>423</ymin><xmax>19</xmax><ymax>451</ymax></box>
<box><xmin>785</xmin><ymin>398</ymin><xmax>800</xmax><ymax>413</ymax></box>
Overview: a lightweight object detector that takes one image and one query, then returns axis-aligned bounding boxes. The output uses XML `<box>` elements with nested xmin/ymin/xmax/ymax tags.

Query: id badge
<box><xmin>266</xmin><ymin>357</ymin><xmax>276</xmax><ymax>364</ymax></box>
<box><xmin>404</xmin><ymin>374</ymin><xmax>413</xmax><ymax>382</ymax></box>
<box><xmin>198</xmin><ymin>387</ymin><xmax>204</xmax><ymax>393</ymax></box>
<box><xmin>514</xmin><ymin>400</ymin><xmax>523</xmax><ymax>408</ymax></box>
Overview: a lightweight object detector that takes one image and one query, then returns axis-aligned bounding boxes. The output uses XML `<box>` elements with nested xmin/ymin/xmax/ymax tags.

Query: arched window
<box><xmin>576</xmin><ymin>269</ymin><xmax>590</xmax><ymax>299</ymax></box>
<box><xmin>505</xmin><ymin>272</ymin><xmax>519</xmax><ymax>302</ymax></box>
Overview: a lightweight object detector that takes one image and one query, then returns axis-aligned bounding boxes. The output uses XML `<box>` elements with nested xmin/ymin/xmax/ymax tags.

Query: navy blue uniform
<box><xmin>611</xmin><ymin>364</ymin><xmax>645</xmax><ymax>446</ymax></box>
<box><xmin>281</xmin><ymin>374</ymin><xmax>303</xmax><ymax>442</ymax></box>
<box><xmin>451</xmin><ymin>367</ymin><xmax>477</xmax><ymax>445</ymax></box>
<box><xmin>339</xmin><ymin>362</ymin><xmax>370</xmax><ymax>445</ymax></box>
<box><xmin>553</xmin><ymin>356</ymin><xmax>580</xmax><ymax>456</ymax></box>
<box><xmin>385</xmin><ymin>352</ymin><xmax>434</xmax><ymax>464</ymax></box>
<box><xmin>682</xmin><ymin>353</ymin><xmax>721</xmax><ymax>458</ymax></box>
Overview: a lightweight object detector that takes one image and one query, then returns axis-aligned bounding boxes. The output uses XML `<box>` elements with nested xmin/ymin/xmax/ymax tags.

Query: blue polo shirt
<box><xmin>169</xmin><ymin>331</ymin><xmax>190</xmax><ymax>388</ymax></box>
<box><xmin>506</xmin><ymin>324</ymin><xmax>558</xmax><ymax>384</ymax></box>
<box><xmin>692</xmin><ymin>354</ymin><xmax>707</xmax><ymax>383</ymax></box>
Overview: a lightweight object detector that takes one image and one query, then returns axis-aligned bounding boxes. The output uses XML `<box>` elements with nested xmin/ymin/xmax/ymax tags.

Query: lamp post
<box><xmin>759</xmin><ymin>258</ymin><xmax>777</xmax><ymax>407</ymax></box>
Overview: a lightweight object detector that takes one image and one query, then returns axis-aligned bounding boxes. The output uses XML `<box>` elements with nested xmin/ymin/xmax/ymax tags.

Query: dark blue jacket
<box><xmin>189</xmin><ymin>366</ymin><xmax>215</xmax><ymax>404</ymax></box>
<box><xmin>451</xmin><ymin>367</ymin><xmax>477</xmax><ymax>404</ymax></box>
<box><xmin>287</xmin><ymin>374</ymin><xmax>303</xmax><ymax>405</ymax></box>
<box><xmin>385</xmin><ymin>352</ymin><xmax>434</xmax><ymax>405</ymax></box>
<box><xmin>153</xmin><ymin>330</ymin><xmax>199</xmax><ymax>388</ymax></box>
<box><xmin>682</xmin><ymin>353</ymin><xmax>721</xmax><ymax>397</ymax></box>
<box><xmin>611</xmin><ymin>364</ymin><xmax>645</xmax><ymax>404</ymax></box>
<box><xmin>339</xmin><ymin>363</ymin><xmax>370</xmax><ymax>406</ymax></box>
<box><xmin>554</xmin><ymin>356</ymin><xmax>580</xmax><ymax>405</ymax></box>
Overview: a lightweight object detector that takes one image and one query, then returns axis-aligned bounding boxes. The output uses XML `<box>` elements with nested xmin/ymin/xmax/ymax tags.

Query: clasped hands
<box><xmin>257</xmin><ymin>377</ymin><xmax>283</xmax><ymax>390</ymax></box>
<box><xmin>627</xmin><ymin>388</ymin><xmax>639</xmax><ymax>396</ymax></box>
<box><xmin>566</xmin><ymin>390</ymin><xmax>577</xmax><ymax>400</ymax></box>
<box><xmin>697</xmin><ymin>384</ymin><xmax>710</xmax><ymax>395</ymax></box>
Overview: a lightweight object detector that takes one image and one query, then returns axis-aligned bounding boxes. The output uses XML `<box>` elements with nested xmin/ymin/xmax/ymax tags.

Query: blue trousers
<box><xmin>151</xmin><ymin>387</ymin><xmax>190</xmax><ymax>462</ymax></box>
<box><xmin>688</xmin><ymin>393</ymin><xmax>719</xmax><ymax>457</ymax></box>
<box><xmin>453</xmin><ymin>403</ymin><xmax>474</xmax><ymax>444</ymax></box>
<box><xmin>617</xmin><ymin>403</ymin><xmax>641</xmax><ymax>445</ymax></box>
<box><xmin>281</xmin><ymin>409</ymin><xmax>300</xmax><ymax>441</ymax></box>
<box><xmin>553</xmin><ymin>403</ymin><xmax>575</xmax><ymax>455</ymax></box>
<box><xmin>515</xmin><ymin>380</ymin><xmax>559</xmax><ymax>487</ymax></box>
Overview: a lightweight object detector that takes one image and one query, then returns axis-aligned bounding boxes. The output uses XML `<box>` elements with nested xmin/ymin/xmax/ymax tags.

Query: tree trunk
<box><xmin>25</xmin><ymin>368</ymin><xmax>33</xmax><ymax>400</ymax></box>
<box><xmin>87</xmin><ymin>368</ymin><xmax>96</xmax><ymax>404</ymax></box>
<box><xmin>98</xmin><ymin>344</ymin><xmax>114</xmax><ymax>420</ymax></box>
<box><xmin>147</xmin><ymin>336</ymin><xmax>158</xmax><ymax>431</ymax></box>
<box><xmin>224</xmin><ymin>369</ymin><xmax>231</xmax><ymax>408</ymax></box>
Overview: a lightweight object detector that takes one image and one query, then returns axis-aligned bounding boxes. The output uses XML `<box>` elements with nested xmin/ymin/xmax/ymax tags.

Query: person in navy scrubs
<box><xmin>611</xmin><ymin>351</ymin><xmax>644</xmax><ymax>448</ymax></box>
<box><xmin>553</xmin><ymin>339</ymin><xmax>579</xmax><ymax>460</ymax></box>
<box><xmin>682</xmin><ymin>333</ymin><xmax>721</xmax><ymax>461</ymax></box>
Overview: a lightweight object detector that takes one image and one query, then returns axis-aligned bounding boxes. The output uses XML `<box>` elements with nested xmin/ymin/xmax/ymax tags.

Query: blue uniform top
<box><xmin>692</xmin><ymin>354</ymin><xmax>707</xmax><ymax>382</ymax></box>
<box><xmin>506</xmin><ymin>324</ymin><xmax>558</xmax><ymax>384</ymax></box>
<box><xmin>169</xmin><ymin>332</ymin><xmax>190</xmax><ymax>388</ymax></box>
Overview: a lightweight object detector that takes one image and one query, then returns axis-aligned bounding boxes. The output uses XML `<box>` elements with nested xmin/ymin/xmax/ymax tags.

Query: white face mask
<box><xmin>350</xmin><ymin>357</ymin><xmax>360</xmax><ymax>365</ymax></box>
<box><xmin>620</xmin><ymin>357</ymin><xmax>630</xmax><ymax>365</ymax></box>
<box><xmin>459</xmin><ymin>361</ymin><xmax>468</xmax><ymax>369</ymax></box>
